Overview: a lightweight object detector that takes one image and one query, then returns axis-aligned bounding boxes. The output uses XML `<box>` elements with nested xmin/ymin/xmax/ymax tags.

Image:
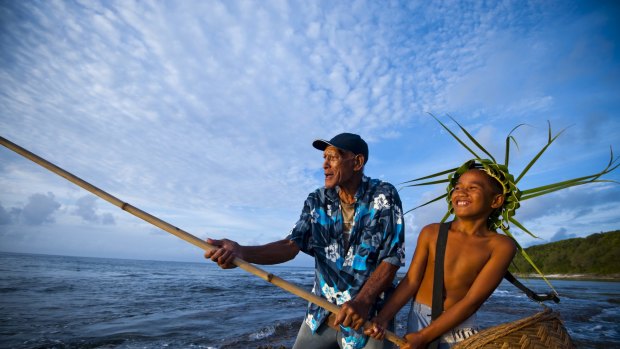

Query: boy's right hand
<box><xmin>363</xmin><ymin>317</ymin><xmax>388</xmax><ymax>340</ymax></box>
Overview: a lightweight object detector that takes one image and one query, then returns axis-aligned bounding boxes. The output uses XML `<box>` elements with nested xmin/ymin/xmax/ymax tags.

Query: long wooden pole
<box><xmin>0</xmin><ymin>136</ymin><xmax>407</xmax><ymax>347</ymax></box>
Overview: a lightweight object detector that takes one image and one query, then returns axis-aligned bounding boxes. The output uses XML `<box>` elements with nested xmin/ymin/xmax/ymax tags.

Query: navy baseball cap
<box><xmin>312</xmin><ymin>133</ymin><xmax>369</xmax><ymax>164</ymax></box>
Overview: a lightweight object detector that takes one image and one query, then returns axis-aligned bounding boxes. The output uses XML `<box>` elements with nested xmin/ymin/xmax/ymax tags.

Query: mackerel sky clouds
<box><xmin>1</xmin><ymin>0</ymin><xmax>619</xmax><ymax>265</ymax></box>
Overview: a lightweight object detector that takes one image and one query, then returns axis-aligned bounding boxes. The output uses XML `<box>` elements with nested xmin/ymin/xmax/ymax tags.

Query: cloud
<box><xmin>101</xmin><ymin>213</ymin><xmax>115</xmax><ymax>225</ymax></box>
<box><xmin>549</xmin><ymin>227</ymin><xmax>577</xmax><ymax>242</ymax></box>
<box><xmin>0</xmin><ymin>1</ymin><xmax>617</xmax><ymax>262</ymax></box>
<box><xmin>72</xmin><ymin>195</ymin><xmax>116</xmax><ymax>225</ymax></box>
<box><xmin>0</xmin><ymin>203</ymin><xmax>12</xmax><ymax>225</ymax></box>
<box><xmin>73</xmin><ymin>196</ymin><xmax>98</xmax><ymax>222</ymax></box>
<box><xmin>516</xmin><ymin>183</ymin><xmax>620</xmax><ymax>223</ymax></box>
<box><xmin>21</xmin><ymin>192</ymin><xmax>61</xmax><ymax>225</ymax></box>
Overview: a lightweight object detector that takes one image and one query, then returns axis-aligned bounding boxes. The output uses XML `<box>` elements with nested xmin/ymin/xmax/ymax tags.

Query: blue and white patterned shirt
<box><xmin>288</xmin><ymin>175</ymin><xmax>405</xmax><ymax>349</ymax></box>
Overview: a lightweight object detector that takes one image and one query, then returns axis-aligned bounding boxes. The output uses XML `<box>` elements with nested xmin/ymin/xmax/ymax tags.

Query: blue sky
<box><xmin>1</xmin><ymin>0</ymin><xmax>618</xmax><ymax>266</ymax></box>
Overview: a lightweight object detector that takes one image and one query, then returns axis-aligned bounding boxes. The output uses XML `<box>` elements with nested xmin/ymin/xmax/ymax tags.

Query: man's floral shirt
<box><xmin>287</xmin><ymin>175</ymin><xmax>405</xmax><ymax>348</ymax></box>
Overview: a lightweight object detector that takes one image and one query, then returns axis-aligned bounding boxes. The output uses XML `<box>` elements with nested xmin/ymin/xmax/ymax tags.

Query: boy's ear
<box><xmin>491</xmin><ymin>194</ymin><xmax>505</xmax><ymax>209</ymax></box>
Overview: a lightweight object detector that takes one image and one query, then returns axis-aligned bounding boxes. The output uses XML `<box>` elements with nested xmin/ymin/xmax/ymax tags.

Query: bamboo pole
<box><xmin>0</xmin><ymin>136</ymin><xmax>407</xmax><ymax>347</ymax></box>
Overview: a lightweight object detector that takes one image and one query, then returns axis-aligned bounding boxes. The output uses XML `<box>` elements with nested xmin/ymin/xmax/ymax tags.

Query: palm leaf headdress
<box><xmin>405</xmin><ymin>115</ymin><xmax>619</xmax><ymax>291</ymax></box>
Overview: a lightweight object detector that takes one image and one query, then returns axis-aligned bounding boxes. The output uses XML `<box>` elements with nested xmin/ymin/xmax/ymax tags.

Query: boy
<box><xmin>365</xmin><ymin>163</ymin><xmax>516</xmax><ymax>349</ymax></box>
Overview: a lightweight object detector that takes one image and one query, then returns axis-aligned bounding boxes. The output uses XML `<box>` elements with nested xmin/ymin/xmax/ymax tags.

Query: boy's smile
<box><xmin>454</xmin><ymin>199</ymin><xmax>471</xmax><ymax>207</ymax></box>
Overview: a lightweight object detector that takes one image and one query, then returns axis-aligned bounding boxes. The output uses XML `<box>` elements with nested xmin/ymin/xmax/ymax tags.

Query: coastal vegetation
<box><xmin>509</xmin><ymin>230</ymin><xmax>620</xmax><ymax>276</ymax></box>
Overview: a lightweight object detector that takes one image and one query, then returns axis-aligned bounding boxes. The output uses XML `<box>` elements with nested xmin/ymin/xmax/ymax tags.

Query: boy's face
<box><xmin>451</xmin><ymin>169</ymin><xmax>504</xmax><ymax>219</ymax></box>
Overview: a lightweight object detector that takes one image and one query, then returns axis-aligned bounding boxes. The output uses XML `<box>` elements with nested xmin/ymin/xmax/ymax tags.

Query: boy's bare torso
<box><xmin>415</xmin><ymin>223</ymin><xmax>511</xmax><ymax>310</ymax></box>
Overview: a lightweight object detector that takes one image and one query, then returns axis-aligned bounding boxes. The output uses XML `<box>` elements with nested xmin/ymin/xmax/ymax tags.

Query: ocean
<box><xmin>0</xmin><ymin>252</ymin><xmax>618</xmax><ymax>348</ymax></box>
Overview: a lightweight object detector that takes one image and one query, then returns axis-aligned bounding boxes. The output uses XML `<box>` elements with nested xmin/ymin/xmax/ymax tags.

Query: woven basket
<box><xmin>452</xmin><ymin>307</ymin><xmax>575</xmax><ymax>349</ymax></box>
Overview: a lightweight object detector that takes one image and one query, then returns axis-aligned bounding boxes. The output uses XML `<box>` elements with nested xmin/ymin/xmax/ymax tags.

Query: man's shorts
<box><xmin>407</xmin><ymin>302</ymin><xmax>479</xmax><ymax>348</ymax></box>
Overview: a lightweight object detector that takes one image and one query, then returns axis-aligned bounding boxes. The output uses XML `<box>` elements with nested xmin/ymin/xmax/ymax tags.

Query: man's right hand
<box><xmin>204</xmin><ymin>238</ymin><xmax>242</xmax><ymax>269</ymax></box>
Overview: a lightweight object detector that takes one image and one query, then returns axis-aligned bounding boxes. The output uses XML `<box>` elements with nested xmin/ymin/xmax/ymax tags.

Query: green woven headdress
<box><xmin>404</xmin><ymin>115</ymin><xmax>619</xmax><ymax>289</ymax></box>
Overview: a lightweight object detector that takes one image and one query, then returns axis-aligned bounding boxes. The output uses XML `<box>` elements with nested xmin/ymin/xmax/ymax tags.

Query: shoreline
<box><xmin>513</xmin><ymin>273</ymin><xmax>620</xmax><ymax>281</ymax></box>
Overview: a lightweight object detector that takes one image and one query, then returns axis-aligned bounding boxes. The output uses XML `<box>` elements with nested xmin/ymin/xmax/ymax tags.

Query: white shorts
<box><xmin>407</xmin><ymin>302</ymin><xmax>479</xmax><ymax>348</ymax></box>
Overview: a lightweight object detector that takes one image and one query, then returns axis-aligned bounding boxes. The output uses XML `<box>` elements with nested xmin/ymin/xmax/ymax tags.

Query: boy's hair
<box><xmin>467</xmin><ymin>163</ymin><xmax>505</xmax><ymax>195</ymax></box>
<box><xmin>447</xmin><ymin>159</ymin><xmax>521</xmax><ymax>230</ymax></box>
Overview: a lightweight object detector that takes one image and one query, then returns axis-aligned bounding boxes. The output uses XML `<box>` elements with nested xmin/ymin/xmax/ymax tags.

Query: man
<box><xmin>205</xmin><ymin>133</ymin><xmax>405</xmax><ymax>349</ymax></box>
<box><xmin>365</xmin><ymin>162</ymin><xmax>517</xmax><ymax>348</ymax></box>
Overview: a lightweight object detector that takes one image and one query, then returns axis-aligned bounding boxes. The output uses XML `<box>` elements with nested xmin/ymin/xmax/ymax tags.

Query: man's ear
<box><xmin>491</xmin><ymin>194</ymin><xmax>505</xmax><ymax>209</ymax></box>
<box><xmin>354</xmin><ymin>155</ymin><xmax>365</xmax><ymax>171</ymax></box>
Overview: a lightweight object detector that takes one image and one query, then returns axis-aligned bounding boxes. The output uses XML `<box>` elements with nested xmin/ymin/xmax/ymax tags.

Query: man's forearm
<box><xmin>355</xmin><ymin>261</ymin><xmax>399</xmax><ymax>306</ymax></box>
<box><xmin>241</xmin><ymin>239</ymin><xmax>300</xmax><ymax>264</ymax></box>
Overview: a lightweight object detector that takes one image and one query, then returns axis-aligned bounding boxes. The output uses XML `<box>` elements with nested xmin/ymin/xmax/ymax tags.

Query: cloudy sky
<box><xmin>1</xmin><ymin>0</ymin><xmax>618</xmax><ymax>266</ymax></box>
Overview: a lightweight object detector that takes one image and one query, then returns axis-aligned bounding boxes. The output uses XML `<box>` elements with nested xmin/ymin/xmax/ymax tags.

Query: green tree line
<box><xmin>509</xmin><ymin>230</ymin><xmax>620</xmax><ymax>275</ymax></box>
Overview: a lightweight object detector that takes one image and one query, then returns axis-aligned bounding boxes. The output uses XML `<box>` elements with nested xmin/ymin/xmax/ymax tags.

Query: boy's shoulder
<box><xmin>417</xmin><ymin>223</ymin><xmax>443</xmax><ymax>243</ymax></box>
<box><xmin>420</xmin><ymin>223</ymin><xmax>442</xmax><ymax>234</ymax></box>
<box><xmin>487</xmin><ymin>231</ymin><xmax>517</xmax><ymax>252</ymax></box>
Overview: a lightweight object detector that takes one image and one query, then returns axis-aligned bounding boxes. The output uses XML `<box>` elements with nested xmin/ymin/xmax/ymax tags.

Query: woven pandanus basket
<box><xmin>452</xmin><ymin>307</ymin><xmax>575</xmax><ymax>349</ymax></box>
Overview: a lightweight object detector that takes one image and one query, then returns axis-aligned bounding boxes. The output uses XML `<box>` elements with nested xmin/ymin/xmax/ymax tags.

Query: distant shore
<box><xmin>513</xmin><ymin>273</ymin><xmax>620</xmax><ymax>281</ymax></box>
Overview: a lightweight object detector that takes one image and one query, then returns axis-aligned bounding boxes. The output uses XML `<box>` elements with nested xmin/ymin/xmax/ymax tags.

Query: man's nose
<box><xmin>323</xmin><ymin>159</ymin><xmax>330</xmax><ymax>169</ymax></box>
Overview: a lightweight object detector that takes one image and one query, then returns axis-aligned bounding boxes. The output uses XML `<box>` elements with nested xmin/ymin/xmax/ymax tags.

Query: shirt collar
<box><xmin>328</xmin><ymin>175</ymin><xmax>370</xmax><ymax>203</ymax></box>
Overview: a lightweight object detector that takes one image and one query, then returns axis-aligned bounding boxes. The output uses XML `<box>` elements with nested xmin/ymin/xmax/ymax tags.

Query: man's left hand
<box><xmin>333</xmin><ymin>298</ymin><xmax>371</xmax><ymax>330</ymax></box>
